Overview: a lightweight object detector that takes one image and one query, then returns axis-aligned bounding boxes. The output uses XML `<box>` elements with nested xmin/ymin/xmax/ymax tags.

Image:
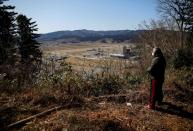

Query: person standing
<box><xmin>146</xmin><ymin>47</ymin><xmax>166</xmax><ymax>109</ymax></box>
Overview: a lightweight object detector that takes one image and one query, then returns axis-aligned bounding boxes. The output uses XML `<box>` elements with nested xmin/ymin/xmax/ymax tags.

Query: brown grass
<box><xmin>1</xmin><ymin>42</ymin><xmax>193</xmax><ymax>130</ymax></box>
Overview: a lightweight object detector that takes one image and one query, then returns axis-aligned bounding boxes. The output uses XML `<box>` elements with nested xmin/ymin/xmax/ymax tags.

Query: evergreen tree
<box><xmin>16</xmin><ymin>14</ymin><xmax>42</xmax><ymax>66</ymax></box>
<box><xmin>16</xmin><ymin>14</ymin><xmax>42</xmax><ymax>83</ymax></box>
<box><xmin>0</xmin><ymin>0</ymin><xmax>17</xmax><ymax>65</ymax></box>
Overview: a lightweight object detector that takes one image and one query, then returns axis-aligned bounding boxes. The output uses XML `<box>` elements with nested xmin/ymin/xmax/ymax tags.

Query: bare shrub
<box><xmin>138</xmin><ymin>19</ymin><xmax>181</xmax><ymax>58</ymax></box>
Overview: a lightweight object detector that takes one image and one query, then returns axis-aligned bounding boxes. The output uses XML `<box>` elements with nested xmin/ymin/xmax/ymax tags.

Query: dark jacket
<box><xmin>147</xmin><ymin>55</ymin><xmax>166</xmax><ymax>82</ymax></box>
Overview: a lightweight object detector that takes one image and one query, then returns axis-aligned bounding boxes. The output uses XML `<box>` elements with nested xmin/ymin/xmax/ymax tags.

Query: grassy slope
<box><xmin>1</xmin><ymin>80</ymin><xmax>193</xmax><ymax>130</ymax></box>
<box><xmin>1</xmin><ymin>43</ymin><xmax>193</xmax><ymax>130</ymax></box>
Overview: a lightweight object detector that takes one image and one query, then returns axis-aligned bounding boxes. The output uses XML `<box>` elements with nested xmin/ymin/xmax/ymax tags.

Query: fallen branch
<box><xmin>90</xmin><ymin>92</ymin><xmax>141</xmax><ymax>100</ymax></box>
<box><xmin>115</xmin><ymin>117</ymin><xmax>123</xmax><ymax>122</ymax></box>
<box><xmin>7</xmin><ymin>106</ymin><xmax>63</xmax><ymax>129</ymax></box>
<box><xmin>0</xmin><ymin>101</ymin><xmax>8</xmax><ymax>103</ymax></box>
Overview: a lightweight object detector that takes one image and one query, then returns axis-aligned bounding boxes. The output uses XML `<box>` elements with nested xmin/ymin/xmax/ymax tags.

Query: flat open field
<box><xmin>41</xmin><ymin>42</ymin><xmax>133</xmax><ymax>57</ymax></box>
<box><xmin>41</xmin><ymin>42</ymin><xmax>138</xmax><ymax>73</ymax></box>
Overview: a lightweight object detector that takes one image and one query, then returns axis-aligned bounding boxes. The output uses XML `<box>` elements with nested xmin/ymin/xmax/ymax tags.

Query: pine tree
<box><xmin>16</xmin><ymin>14</ymin><xmax>42</xmax><ymax>66</ymax></box>
<box><xmin>0</xmin><ymin>0</ymin><xmax>17</xmax><ymax>65</ymax></box>
<box><xmin>16</xmin><ymin>14</ymin><xmax>42</xmax><ymax>83</ymax></box>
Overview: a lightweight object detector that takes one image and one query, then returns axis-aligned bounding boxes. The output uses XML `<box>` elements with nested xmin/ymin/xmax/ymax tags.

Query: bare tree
<box><xmin>157</xmin><ymin>0</ymin><xmax>190</xmax><ymax>48</ymax></box>
<box><xmin>138</xmin><ymin>19</ymin><xmax>181</xmax><ymax>57</ymax></box>
<box><xmin>184</xmin><ymin>0</ymin><xmax>193</xmax><ymax>48</ymax></box>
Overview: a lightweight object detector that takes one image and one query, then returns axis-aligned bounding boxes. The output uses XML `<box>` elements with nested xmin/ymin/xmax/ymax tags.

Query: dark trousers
<box><xmin>149</xmin><ymin>79</ymin><xmax>163</xmax><ymax>109</ymax></box>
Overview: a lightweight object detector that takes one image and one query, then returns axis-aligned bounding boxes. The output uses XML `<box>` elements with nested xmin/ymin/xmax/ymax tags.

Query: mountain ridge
<box><xmin>38</xmin><ymin>29</ymin><xmax>143</xmax><ymax>42</ymax></box>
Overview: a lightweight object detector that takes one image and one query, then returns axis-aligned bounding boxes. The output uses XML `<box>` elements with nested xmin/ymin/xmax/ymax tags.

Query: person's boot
<box><xmin>144</xmin><ymin>103</ymin><xmax>155</xmax><ymax>110</ymax></box>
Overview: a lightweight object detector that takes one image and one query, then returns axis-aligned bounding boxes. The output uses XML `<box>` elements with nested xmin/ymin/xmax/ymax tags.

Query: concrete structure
<box><xmin>110</xmin><ymin>46</ymin><xmax>131</xmax><ymax>59</ymax></box>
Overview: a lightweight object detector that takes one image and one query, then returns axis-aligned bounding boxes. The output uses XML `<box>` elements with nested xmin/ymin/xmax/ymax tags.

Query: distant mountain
<box><xmin>37</xmin><ymin>29</ymin><xmax>143</xmax><ymax>43</ymax></box>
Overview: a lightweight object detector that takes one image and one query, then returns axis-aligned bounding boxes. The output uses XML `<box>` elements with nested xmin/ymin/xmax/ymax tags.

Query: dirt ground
<box><xmin>1</xmin><ymin>85</ymin><xmax>193</xmax><ymax>131</ymax></box>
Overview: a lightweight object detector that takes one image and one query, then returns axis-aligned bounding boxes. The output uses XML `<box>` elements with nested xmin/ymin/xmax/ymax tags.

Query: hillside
<box><xmin>37</xmin><ymin>29</ymin><xmax>142</xmax><ymax>43</ymax></box>
<box><xmin>1</xmin><ymin>81</ymin><xmax>193</xmax><ymax>130</ymax></box>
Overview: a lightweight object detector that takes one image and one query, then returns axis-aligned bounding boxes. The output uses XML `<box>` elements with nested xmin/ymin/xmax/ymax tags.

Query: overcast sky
<box><xmin>6</xmin><ymin>0</ymin><xmax>158</xmax><ymax>33</ymax></box>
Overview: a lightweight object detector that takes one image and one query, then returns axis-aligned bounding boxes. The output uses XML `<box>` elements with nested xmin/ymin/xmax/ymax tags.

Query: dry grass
<box><xmin>1</xmin><ymin>42</ymin><xmax>193</xmax><ymax>130</ymax></box>
<box><xmin>1</xmin><ymin>73</ymin><xmax>193</xmax><ymax>130</ymax></box>
<box><xmin>41</xmin><ymin>42</ymin><xmax>125</xmax><ymax>57</ymax></box>
<box><xmin>1</xmin><ymin>86</ymin><xmax>193</xmax><ymax>130</ymax></box>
